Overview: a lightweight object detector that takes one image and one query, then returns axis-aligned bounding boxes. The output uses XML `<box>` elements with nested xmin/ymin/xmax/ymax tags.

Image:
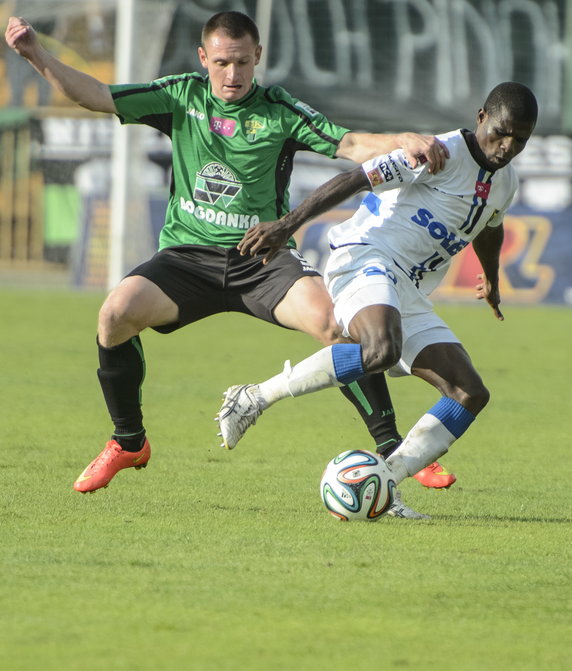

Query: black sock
<box><xmin>97</xmin><ymin>335</ymin><xmax>146</xmax><ymax>451</ymax></box>
<box><xmin>375</xmin><ymin>436</ymin><xmax>403</xmax><ymax>460</ymax></box>
<box><xmin>339</xmin><ymin>372</ymin><xmax>402</xmax><ymax>457</ymax></box>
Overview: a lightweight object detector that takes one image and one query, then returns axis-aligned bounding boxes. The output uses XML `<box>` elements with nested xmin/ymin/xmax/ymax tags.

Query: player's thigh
<box><xmin>327</xmin><ymin>248</ymin><xmax>403</xmax><ymax>366</ymax></box>
<box><xmin>99</xmin><ymin>275</ymin><xmax>179</xmax><ymax>345</ymax></box>
<box><xmin>273</xmin><ymin>275</ymin><xmax>340</xmax><ymax>344</ymax></box>
<box><xmin>346</xmin><ymin>303</ymin><xmax>402</xmax><ymax>371</ymax></box>
<box><xmin>411</xmin><ymin>342</ymin><xmax>489</xmax><ymax>413</ymax></box>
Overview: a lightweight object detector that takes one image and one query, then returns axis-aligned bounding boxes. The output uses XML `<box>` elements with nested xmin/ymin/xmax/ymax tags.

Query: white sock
<box><xmin>258</xmin><ymin>347</ymin><xmax>342</xmax><ymax>406</ymax></box>
<box><xmin>386</xmin><ymin>413</ymin><xmax>457</xmax><ymax>484</ymax></box>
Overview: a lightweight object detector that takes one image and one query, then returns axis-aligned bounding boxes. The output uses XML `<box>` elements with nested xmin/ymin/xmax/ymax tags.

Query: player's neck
<box><xmin>461</xmin><ymin>128</ymin><xmax>499</xmax><ymax>173</ymax></box>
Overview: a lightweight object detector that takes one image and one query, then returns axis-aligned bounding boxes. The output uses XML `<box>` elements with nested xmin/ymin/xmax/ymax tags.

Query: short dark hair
<box><xmin>483</xmin><ymin>82</ymin><xmax>538</xmax><ymax>126</ymax></box>
<box><xmin>201</xmin><ymin>11</ymin><xmax>260</xmax><ymax>46</ymax></box>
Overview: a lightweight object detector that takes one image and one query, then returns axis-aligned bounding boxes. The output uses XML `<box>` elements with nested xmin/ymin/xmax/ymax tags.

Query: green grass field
<box><xmin>1</xmin><ymin>288</ymin><xmax>570</xmax><ymax>670</ymax></box>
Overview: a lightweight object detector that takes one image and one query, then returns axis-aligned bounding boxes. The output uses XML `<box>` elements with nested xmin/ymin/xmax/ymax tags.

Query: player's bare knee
<box><xmin>360</xmin><ymin>339</ymin><xmax>401</xmax><ymax>373</ymax></box>
<box><xmin>98</xmin><ymin>292</ymin><xmax>140</xmax><ymax>345</ymax></box>
<box><xmin>470</xmin><ymin>382</ymin><xmax>490</xmax><ymax>413</ymax></box>
<box><xmin>453</xmin><ymin>381</ymin><xmax>490</xmax><ymax>415</ymax></box>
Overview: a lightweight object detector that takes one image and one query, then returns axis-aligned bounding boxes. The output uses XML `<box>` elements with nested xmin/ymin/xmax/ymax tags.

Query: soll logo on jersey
<box><xmin>411</xmin><ymin>208</ymin><xmax>470</xmax><ymax>256</ymax></box>
<box><xmin>194</xmin><ymin>162</ymin><xmax>242</xmax><ymax>206</ymax></box>
<box><xmin>245</xmin><ymin>118</ymin><xmax>265</xmax><ymax>143</ymax></box>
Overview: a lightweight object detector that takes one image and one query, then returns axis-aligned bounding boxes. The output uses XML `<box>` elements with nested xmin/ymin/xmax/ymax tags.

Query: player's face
<box><xmin>198</xmin><ymin>31</ymin><xmax>262</xmax><ymax>103</ymax></box>
<box><xmin>475</xmin><ymin>106</ymin><xmax>534</xmax><ymax>169</ymax></box>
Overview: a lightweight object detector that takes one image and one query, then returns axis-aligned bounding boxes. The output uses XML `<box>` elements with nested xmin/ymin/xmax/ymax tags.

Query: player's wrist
<box><xmin>280</xmin><ymin>212</ymin><xmax>303</xmax><ymax>236</ymax></box>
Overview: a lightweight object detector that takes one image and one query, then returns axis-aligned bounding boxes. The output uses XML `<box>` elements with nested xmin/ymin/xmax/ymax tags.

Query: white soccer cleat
<box><xmin>216</xmin><ymin>384</ymin><xmax>264</xmax><ymax>450</ymax></box>
<box><xmin>385</xmin><ymin>490</ymin><xmax>431</xmax><ymax>519</ymax></box>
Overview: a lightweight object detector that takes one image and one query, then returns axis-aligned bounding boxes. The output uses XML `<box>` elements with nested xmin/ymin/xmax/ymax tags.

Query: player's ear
<box><xmin>476</xmin><ymin>108</ymin><xmax>487</xmax><ymax>126</ymax></box>
<box><xmin>198</xmin><ymin>45</ymin><xmax>207</xmax><ymax>68</ymax></box>
<box><xmin>254</xmin><ymin>44</ymin><xmax>262</xmax><ymax>65</ymax></box>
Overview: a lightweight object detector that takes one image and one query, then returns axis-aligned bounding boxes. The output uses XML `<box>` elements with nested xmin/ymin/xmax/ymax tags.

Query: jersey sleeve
<box><xmin>485</xmin><ymin>170</ymin><xmax>519</xmax><ymax>228</ymax></box>
<box><xmin>362</xmin><ymin>150</ymin><xmax>431</xmax><ymax>192</ymax></box>
<box><xmin>109</xmin><ymin>74</ymin><xmax>197</xmax><ymax>126</ymax></box>
<box><xmin>485</xmin><ymin>195</ymin><xmax>513</xmax><ymax>228</ymax></box>
<box><xmin>268</xmin><ymin>86</ymin><xmax>350</xmax><ymax>158</ymax></box>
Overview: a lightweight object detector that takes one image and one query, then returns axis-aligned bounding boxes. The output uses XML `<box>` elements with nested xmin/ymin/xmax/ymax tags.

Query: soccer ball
<box><xmin>320</xmin><ymin>449</ymin><xmax>396</xmax><ymax>521</ymax></box>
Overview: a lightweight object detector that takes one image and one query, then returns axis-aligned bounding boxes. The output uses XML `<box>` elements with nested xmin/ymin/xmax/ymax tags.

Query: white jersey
<box><xmin>327</xmin><ymin>129</ymin><xmax>518</xmax><ymax>296</ymax></box>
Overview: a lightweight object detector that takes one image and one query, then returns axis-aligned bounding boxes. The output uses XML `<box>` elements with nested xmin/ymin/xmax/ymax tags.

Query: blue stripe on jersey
<box><xmin>427</xmin><ymin>397</ymin><xmax>475</xmax><ymax>438</ymax></box>
<box><xmin>363</xmin><ymin>192</ymin><xmax>381</xmax><ymax>216</ymax></box>
<box><xmin>460</xmin><ymin>167</ymin><xmax>487</xmax><ymax>231</ymax></box>
<box><xmin>331</xmin><ymin>344</ymin><xmax>365</xmax><ymax>384</ymax></box>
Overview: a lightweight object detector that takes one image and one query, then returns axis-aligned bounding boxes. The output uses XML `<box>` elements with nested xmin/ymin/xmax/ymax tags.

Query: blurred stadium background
<box><xmin>0</xmin><ymin>0</ymin><xmax>570</xmax><ymax>305</ymax></box>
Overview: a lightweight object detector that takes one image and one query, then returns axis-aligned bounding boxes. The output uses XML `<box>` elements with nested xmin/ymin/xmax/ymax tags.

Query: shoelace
<box><xmin>88</xmin><ymin>443</ymin><xmax>123</xmax><ymax>470</ymax></box>
<box><xmin>220</xmin><ymin>387</ymin><xmax>261</xmax><ymax>420</ymax></box>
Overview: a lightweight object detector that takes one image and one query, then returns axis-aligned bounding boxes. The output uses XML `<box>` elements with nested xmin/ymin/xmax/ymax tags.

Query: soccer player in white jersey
<box><xmin>218</xmin><ymin>82</ymin><xmax>538</xmax><ymax>518</ymax></box>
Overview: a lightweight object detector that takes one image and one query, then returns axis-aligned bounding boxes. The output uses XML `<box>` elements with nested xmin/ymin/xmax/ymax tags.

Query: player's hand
<box><xmin>237</xmin><ymin>220</ymin><xmax>291</xmax><ymax>264</ymax></box>
<box><xmin>5</xmin><ymin>17</ymin><xmax>40</xmax><ymax>58</ymax></box>
<box><xmin>399</xmin><ymin>133</ymin><xmax>449</xmax><ymax>174</ymax></box>
<box><xmin>475</xmin><ymin>272</ymin><xmax>504</xmax><ymax>321</ymax></box>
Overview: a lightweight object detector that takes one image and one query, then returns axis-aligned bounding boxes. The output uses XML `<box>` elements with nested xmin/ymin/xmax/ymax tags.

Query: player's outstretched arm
<box><xmin>472</xmin><ymin>224</ymin><xmax>505</xmax><ymax>321</ymax></box>
<box><xmin>336</xmin><ymin>131</ymin><xmax>449</xmax><ymax>173</ymax></box>
<box><xmin>238</xmin><ymin>167</ymin><xmax>369</xmax><ymax>264</ymax></box>
<box><xmin>5</xmin><ymin>16</ymin><xmax>116</xmax><ymax>113</ymax></box>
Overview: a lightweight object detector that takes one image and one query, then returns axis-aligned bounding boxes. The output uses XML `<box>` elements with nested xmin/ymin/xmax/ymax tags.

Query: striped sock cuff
<box><xmin>331</xmin><ymin>344</ymin><xmax>364</xmax><ymax>385</ymax></box>
<box><xmin>427</xmin><ymin>397</ymin><xmax>475</xmax><ymax>439</ymax></box>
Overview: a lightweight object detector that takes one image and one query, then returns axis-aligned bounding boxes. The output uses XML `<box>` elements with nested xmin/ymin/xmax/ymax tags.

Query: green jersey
<box><xmin>109</xmin><ymin>74</ymin><xmax>350</xmax><ymax>249</ymax></box>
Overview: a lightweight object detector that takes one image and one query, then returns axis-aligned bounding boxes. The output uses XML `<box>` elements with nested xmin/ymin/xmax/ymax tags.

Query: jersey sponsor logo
<box><xmin>179</xmin><ymin>196</ymin><xmax>260</xmax><ymax>230</ymax></box>
<box><xmin>410</xmin><ymin>207</ymin><xmax>470</xmax><ymax>256</ymax></box>
<box><xmin>388</xmin><ymin>156</ymin><xmax>404</xmax><ymax>182</ymax></box>
<box><xmin>187</xmin><ymin>107</ymin><xmax>206</xmax><ymax>121</ymax></box>
<box><xmin>209</xmin><ymin>117</ymin><xmax>237</xmax><ymax>137</ymax></box>
<box><xmin>245</xmin><ymin>118</ymin><xmax>265</xmax><ymax>143</ymax></box>
<box><xmin>475</xmin><ymin>180</ymin><xmax>491</xmax><ymax>200</ymax></box>
<box><xmin>194</xmin><ymin>162</ymin><xmax>242</xmax><ymax>207</ymax></box>
<box><xmin>295</xmin><ymin>101</ymin><xmax>319</xmax><ymax>117</ymax></box>
<box><xmin>367</xmin><ymin>168</ymin><xmax>384</xmax><ymax>187</ymax></box>
<box><xmin>378</xmin><ymin>161</ymin><xmax>394</xmax><ymax>183</ymax></box>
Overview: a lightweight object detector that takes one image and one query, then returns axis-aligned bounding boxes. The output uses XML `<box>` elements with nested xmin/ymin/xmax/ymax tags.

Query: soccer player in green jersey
<box><xmin>6</xmin><ymin>11</ymin><xmax>454</xmax><ymax>503</ymax></box>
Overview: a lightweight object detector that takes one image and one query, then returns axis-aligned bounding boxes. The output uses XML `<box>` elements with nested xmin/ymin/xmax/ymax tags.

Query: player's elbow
<box><xmin>335</xmin><ymin>132</ymin><xmax>359</xmax><ymax>161</ymax></box>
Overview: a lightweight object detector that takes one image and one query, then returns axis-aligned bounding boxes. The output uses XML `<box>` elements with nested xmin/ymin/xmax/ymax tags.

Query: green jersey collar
<box><xmin>207</xmin><ymin>78</ymin><xmax>261</xmax><ymax>112</ymax></box>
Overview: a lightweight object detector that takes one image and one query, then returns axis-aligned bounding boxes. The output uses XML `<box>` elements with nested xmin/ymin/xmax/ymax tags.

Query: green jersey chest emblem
<box><xmin>194</xmin><ymin>162</ymin><xmax>242</xmax><ymax>207</ymax></box>
<box><xmin>245</xmin><ymin>118</ymin><xmax>265</xmax><ymax>143</ymax></box>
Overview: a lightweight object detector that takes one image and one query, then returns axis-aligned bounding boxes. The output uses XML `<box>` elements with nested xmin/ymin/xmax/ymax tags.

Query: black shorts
<box><xmin>127</xmin><ymin>244</ymin><xmax>321</xmax><ymax>333</ymax></box>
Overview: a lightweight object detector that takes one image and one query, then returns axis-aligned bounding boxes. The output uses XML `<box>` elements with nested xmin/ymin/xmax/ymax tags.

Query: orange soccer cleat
<box><xmin>73</xmin><ymin>438</ymin><xmax>151</xmax><ymax>493</ymax></box>
<box><xmin>413</xmin><ymin>461</ymin><xmax>456</xmax><ymax>489</ymax></box>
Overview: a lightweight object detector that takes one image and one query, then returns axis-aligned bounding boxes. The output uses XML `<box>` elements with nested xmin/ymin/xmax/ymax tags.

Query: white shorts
<box><xmin>324</xmin><ymin>244</ymin><xmax>460</xmax><ymax>376</ymax></box>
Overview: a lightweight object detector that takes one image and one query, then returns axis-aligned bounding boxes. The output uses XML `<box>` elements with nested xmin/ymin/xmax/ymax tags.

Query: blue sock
<box><xmin>331</xmin><ymin>344</ymin><xmax>364</xmax><ymax>385</ymax></box>
<box><xmin>427</xmin><ymin>397</ymin><xmax>475</xmax><ymax>438</ymax></box>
